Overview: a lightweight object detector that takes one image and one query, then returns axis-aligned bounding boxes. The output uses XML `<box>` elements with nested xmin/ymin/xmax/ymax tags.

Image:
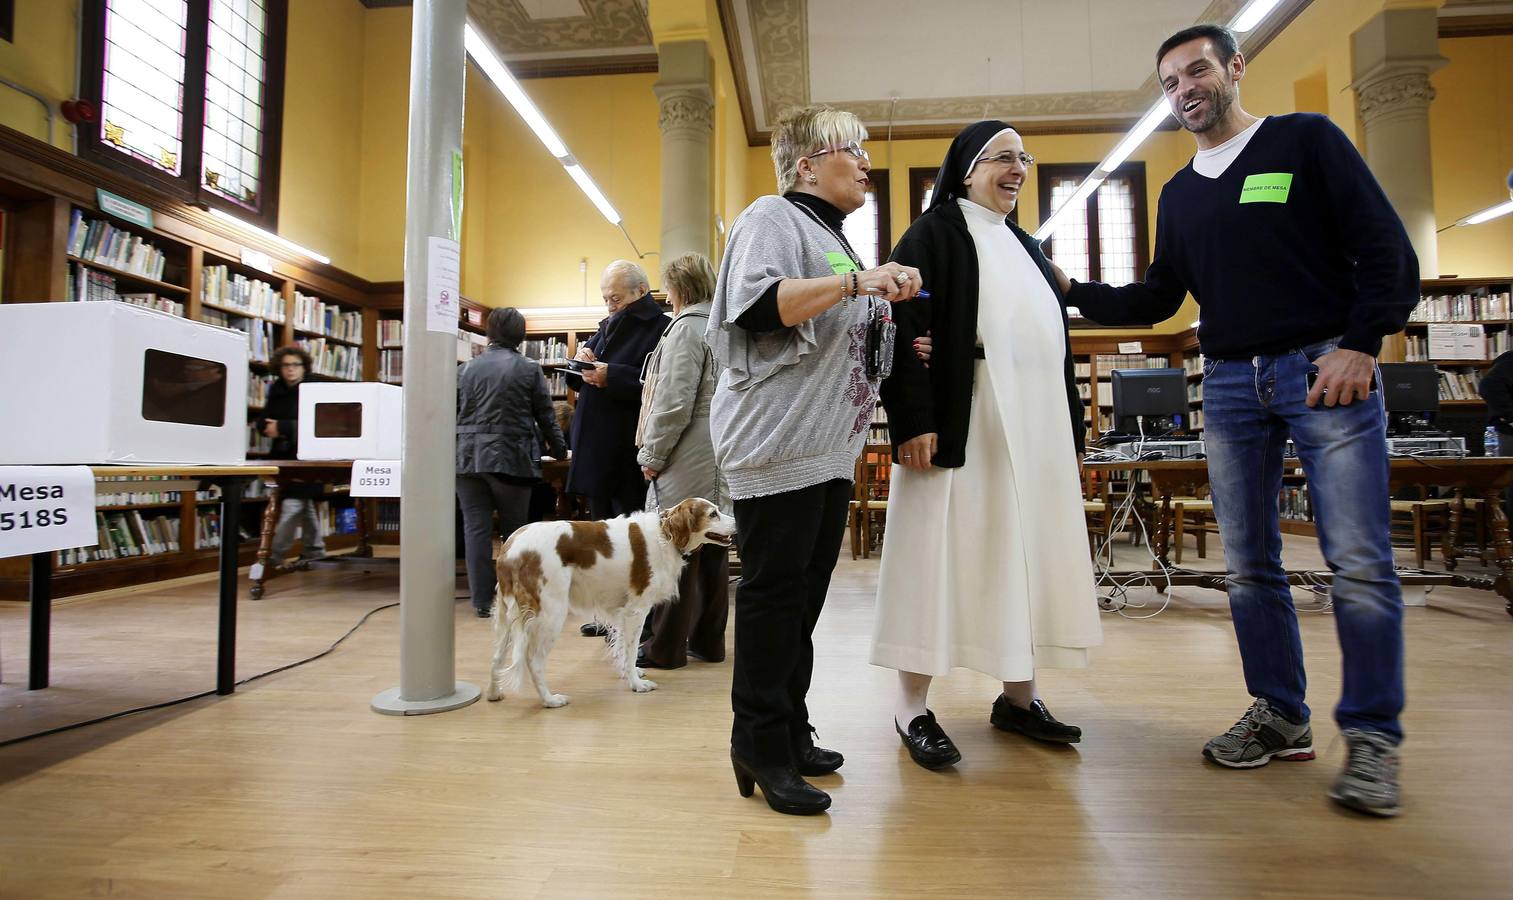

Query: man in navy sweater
<box><xmin>1061</xmin><ymin>25</ymin><xmax>1417</xmax><ymax>817</ymax></box>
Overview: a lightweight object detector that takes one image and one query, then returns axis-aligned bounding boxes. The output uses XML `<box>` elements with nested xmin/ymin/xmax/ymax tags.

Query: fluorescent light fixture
<box><xmin>208</xmin><ymin>208</ymin><xmax>331</xmax><ymax>264</ymax></box>
<box><xmin>563</xmin><ymin>163</ymin><xmax>622</xmax><ymax>224</ymax></box>
<box><xmin>1035</xmin><ymin>173</ymin><xmax>1106</xmax><ymax>241</ymax></box>
<box><xmin>1104</xmin><ymin>102</ymin><xmax>1171</xmax><ymax>171</ymax></box>
<box><xmin>1231</xmin><ymin>0</ymin><xmax>1283</xmax><ymax>33</ymax></box>
<box><xmin>1461</xmin><ymin>200</ymin><xmax>1513</xmax><ymax>226</ymax></box>
<box><xmin>464</xmin><ymin>24</ymin><xmax>568</xmax><ymax>158</ymax></box>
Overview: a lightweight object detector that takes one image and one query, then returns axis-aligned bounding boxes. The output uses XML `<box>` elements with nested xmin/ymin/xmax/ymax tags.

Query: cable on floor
<box><xmin>0</xmin><ymin>600</ymin><xmax>401</xmax><ymax>749</ymax></box>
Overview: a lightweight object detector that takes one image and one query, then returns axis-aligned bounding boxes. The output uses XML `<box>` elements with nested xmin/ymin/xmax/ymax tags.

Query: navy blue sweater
<box><xmin>1067</xmin><ymin>114</ymin><xmax>1419</xmax><ymax>358</ymax></box>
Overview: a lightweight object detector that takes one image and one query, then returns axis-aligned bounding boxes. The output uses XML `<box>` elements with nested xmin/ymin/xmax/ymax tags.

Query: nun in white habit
<box><xmin>873</xmin><ymin>121</ymin><xmax>1102</xmax><ymax>769</ymax></box>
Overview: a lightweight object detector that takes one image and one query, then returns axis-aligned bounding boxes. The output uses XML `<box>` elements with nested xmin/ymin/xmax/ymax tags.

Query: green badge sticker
<box><xmin>825</xmin><ymin>251</ymin><xmax>859</xmax><ymax>274</ymax></box>
<box><xmin>1239</xmin><ymin>172</ymin><xmax>1293</xmax><ymax>204</ymax></box>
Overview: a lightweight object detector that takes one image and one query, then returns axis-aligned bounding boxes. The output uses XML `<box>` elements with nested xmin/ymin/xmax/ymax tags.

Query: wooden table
<box><xmin>248</xmin><ymin>460</ymin><xmax>377</xmax><ymax>601</ymax></box>
<box><xmin>1084</xmin><ymin>457</ymin><xmax>1513</xmax><ymax>617</ymax></box>
<box><xmin>28</xmin><ymin>464</ymin><xmax>278</xmax><ymax>694</ymax></box>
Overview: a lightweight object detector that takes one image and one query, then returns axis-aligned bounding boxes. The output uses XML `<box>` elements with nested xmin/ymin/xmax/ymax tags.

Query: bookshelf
<box><xmin>0</xmin><ymin>125</ymin><xmax>387</xmax><ymax>600</ymax></box>
<box><xmin>1069</xmin><ymin>333</ymin><xmax>1198</xmax><ymax>442</ymax></box>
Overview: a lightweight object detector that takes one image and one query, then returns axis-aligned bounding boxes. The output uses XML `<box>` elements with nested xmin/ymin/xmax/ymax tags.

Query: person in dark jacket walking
<box><xmin>259</xmin><ymin>345</ymin><xmax>325</xmax><ymax>567</ymax></box>
<box><xmin>564</xmin><ymin>260</ymin><xmax>671</xmax><ymax>520</ymax></box>
<box><xmin>457</xmin><ymin>307</ymin><xmax>567</xmax><ymax>617</ymax></box>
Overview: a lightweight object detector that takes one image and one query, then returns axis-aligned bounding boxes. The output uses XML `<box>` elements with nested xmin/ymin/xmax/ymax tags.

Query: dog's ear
<box><xmin>660</xmin><ymin>500</ymin><xmax>700</xmax><ymax>552</ymax></box>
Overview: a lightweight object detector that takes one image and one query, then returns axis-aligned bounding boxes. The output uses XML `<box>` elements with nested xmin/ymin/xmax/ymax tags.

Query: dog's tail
<box><xmin>493</xmin><ymin>594</ymin><xmax>533</xmax><ymax>695</ymax></box>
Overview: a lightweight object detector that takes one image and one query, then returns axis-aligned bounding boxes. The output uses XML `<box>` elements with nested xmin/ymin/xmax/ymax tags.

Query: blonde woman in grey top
<box><xmin>707</xmin><ymin>104</ymin><xmax>922</xmax><ymax>817</ymax></box>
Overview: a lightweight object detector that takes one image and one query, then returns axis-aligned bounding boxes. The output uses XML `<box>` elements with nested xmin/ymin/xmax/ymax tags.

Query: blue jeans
<box><xmin>1203</xmin><ymin>337</ymin><xmax>1404</xmax><ymax>742</ymax></box>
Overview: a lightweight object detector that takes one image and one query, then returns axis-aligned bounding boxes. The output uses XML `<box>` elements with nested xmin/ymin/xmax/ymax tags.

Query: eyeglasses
<box><xmin>806</xmin><ymin>142</ymin><xmax>870</xmax><ymax>164</ymax></box>
<box><xmin>975</xmin><ymin>151</ymin><xmax>1036</xmax><ymax>169</ymax></box>
<box><xmin>280</xmin><ymin>362</ymin><xmax>305</xmax><ymax>369</ymax></box>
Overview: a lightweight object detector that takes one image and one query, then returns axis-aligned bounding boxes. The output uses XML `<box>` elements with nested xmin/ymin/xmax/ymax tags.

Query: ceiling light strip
<box><xmin>464</xmin><ymin>23</ymin><xmax>623</xmax><ymax>225</ymax></box>
<box><xmin>208</xmin><ymin>208</ymin><xmax>331</xmax><ymax>264</ymax></box>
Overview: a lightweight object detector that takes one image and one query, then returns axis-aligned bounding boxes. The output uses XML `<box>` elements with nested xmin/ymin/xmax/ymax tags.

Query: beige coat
<box><xmin>636</xmin><ymin>302</ymin><xmax>726</xmax><ymax>511</ymax></box>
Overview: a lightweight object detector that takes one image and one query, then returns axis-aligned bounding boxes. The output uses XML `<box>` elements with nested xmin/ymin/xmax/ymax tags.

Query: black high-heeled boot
<box><xmin>731</xmin><ymin>751</ymin><xmax>832</xmax><ymax>815</ymax></box>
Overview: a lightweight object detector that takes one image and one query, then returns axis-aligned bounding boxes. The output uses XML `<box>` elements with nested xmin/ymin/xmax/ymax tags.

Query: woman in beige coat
<box><xmin>635</xmin><ymin>252</ymin><xmax>729</xmax><ymax>669</ymax></box>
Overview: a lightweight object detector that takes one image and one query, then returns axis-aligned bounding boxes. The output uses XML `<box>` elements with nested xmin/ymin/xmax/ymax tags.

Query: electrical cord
<box><xmin>0</xmin><ymin>600</ymin><xmax>400</xmax><ymax>749</ymax></box>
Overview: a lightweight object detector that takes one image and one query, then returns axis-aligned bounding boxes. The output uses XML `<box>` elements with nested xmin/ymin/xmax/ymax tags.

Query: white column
<box><xmin>1351</xmin><ymin>7</ymin><xmax>1446</xmax><ymax>276</ymax></box>
<box><xmin>372</xmin><ymin>0</ymin><xmax>479</xmax><ymax>716</ymax></box>
<box><xmin>654</xmin><ymin>40</ymin><xmax>715</xmax><ymax>263</ymax></box>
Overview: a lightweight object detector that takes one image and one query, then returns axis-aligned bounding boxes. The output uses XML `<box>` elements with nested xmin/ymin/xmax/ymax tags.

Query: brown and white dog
<box><xmin>484</xmin><ymin>497</ymin><xmax>736</xmax><ymax>707</ymax></box>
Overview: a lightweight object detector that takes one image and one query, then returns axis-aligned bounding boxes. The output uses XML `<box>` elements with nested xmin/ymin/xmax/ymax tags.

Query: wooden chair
<box><xmin>1082</xmin><ymin>469</ymin><xmax>1116</xmax><ymax>565</ymax></box>
<box><xmin>1389</xmin><ymin>499</ymin><xmax>1451</xmax><ymax>569</ymax></box>
<box><xmin>1171</xmin><ymin>495</ymin><xmax>1217</xmax><ymax>565</ymax></box>
<box><xmin>849</xmin><ymin>447</ymin><xmax>891</xmax><ymax>559</ymax></box>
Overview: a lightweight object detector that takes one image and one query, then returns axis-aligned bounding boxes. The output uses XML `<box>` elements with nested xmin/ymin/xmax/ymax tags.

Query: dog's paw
<box><xmin>634</xmin><ymin>666</ymin><xmax>646</xmax><ymax>679</ymax></box>
<box><xmin>542</xmin><ymin>693</ymin><xmax>571</xmax><ymax>708</ymax></box>
<box><xmin>484</xmin><ymin>684</ymin><xmax>502</xmax><ymax>702</ymax></box>
<box><xmin>630</xmin><ymin>678</ymin><xmax>658</xmax><ymax>693</ymax></box>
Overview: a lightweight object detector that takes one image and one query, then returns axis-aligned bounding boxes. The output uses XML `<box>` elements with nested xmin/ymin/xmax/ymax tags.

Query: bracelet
<box><xmin>851</xmin><ymin>271</ymin><xmax>859</xmax><ymax>300</ymax></box>
<box><xmin>840</xmin><ymin>274</ymin><xmax>849</xmax><ymax>302</ymax></box>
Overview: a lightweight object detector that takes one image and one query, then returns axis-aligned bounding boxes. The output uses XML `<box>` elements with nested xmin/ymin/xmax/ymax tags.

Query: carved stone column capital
<box><xmin>656</xmin><ymin>87</ymin><xmax>713</xmax><ymax>138</ymax></box>
<box><xmin>1355</xmin><ymin>69</ymin><xmax>1436</xmax><ymax>126</ymax></box>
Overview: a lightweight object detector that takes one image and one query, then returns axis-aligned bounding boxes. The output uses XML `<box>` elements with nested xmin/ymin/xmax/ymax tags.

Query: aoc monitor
<box><xmin>1111</xmin><ymin>367</ymin><xmax>1188</xmax><ymax>435</ymax></box>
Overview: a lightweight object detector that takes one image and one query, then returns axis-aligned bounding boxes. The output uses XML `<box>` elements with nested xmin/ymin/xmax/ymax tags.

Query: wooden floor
<box><xmin>2</xmin><ymin>536</ymin><xmax>1511</xmax><ymax>899</ymax></box>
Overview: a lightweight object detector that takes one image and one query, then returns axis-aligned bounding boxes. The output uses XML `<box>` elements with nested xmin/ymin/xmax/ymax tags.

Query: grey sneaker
<box><xmin>1329</xmin><ymin>729</ymin><xmax>1401</xmax><ymax>817</ymax></box>
<box><xmin>1202</xmin><ymin>698</ymin><xmax>1316</xmax><ymax>768</ymax></box>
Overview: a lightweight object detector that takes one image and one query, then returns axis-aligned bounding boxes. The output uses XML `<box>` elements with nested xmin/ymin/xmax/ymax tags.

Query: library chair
<box><xmin>1171</xmin><ymin>494</ymin><xmax>1218</xmax><ymax>565</ymax></box>
<box><xmin>849</xmin><ymin>447</ymin><xmax>892</xmax><ymax>559</ymax></box>
<box><xmin>1082</xmin><ymin>470</ymin><xmax>1116</xmax><ymax>565</ymax></box>
<box><xmin>1389</xmin><ymin>499</ymin><xmax>1452</xmax><ymax>569</ymax></box>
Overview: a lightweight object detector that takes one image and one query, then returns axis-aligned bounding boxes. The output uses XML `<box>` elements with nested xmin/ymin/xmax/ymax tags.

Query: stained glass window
<box><xmin>100</xmin><ymin>0</ymin><xmax>189</xmax><ymax>175</ymax></box>
<box><xmin>203</xmin><ymin>0</ymin><xmax>269</xmax><ymax>208</ymax></box>
<box><xmin>82</xmin><ymin>0</ymin><xmax>286</xmax><ymax>228</ymax></box>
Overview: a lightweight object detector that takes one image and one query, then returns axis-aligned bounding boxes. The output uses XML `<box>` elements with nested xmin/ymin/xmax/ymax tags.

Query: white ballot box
<box><xmin>298</xmin><ymin>382</ymin><xmax>403</xmax><ymax>460</ymax></box>
<box><xmin>0</xmin><ymin>301</ymin><xmax>248</xmax><ymax>464</ymax></box>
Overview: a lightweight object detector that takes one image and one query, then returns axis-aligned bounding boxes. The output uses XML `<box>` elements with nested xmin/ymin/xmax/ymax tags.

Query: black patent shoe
<box><xmin>795</xmin><ymin>744</ymin><xmax>844</xmax><ymax>776</ymax></box>
<box><xmin>731</xmin><ymin>751</ymin><xmax>831</xmax><ymax>815</ymax></box>
<box><xmin>896</xmin><ymin>710</ymin><xmax>962</xmax><ymax>770</ymax></box>
<box><xmin>990</xmin><ymin>696</ymin><xmax>1082</xmax><ymax>744</ymax></box>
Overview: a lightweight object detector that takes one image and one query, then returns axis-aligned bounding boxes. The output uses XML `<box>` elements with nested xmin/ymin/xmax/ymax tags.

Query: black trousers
<box><xmin>456</xmin><ymin>473</ymin><xmax>533</xmax><ymax>612</ymax></box>
<box><xmin>730</xmin><ymin>478</ymin><xmax>852</xmax><ymax>767</ymax></box>
<box><xmin>640</xmin><ymin>543</ymin><xmax>730</xmax><ymax>668</ymax></box>
<box><xmin>588</xmin><ymin>478</ymin><xmax>648</xmax><ymax>520</ymax></box>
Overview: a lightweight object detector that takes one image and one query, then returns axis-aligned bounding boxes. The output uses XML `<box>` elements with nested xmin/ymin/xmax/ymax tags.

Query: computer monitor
<box><xmin>1379</xmin><ymin>363</ymin><xmax>1441</xmax><ymax>435</ymax></box>
<box><xmin>1379</xmin><ymin>363</ymin><xmax>1440</xmax><ymax>413</ymax></box>
<box><xmin>1111</xmin><ymin>367</ymin><xmax>1188</xmax><ymax>434</ymax></box>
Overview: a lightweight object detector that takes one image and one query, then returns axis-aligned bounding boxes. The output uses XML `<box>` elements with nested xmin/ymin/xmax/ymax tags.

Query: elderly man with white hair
<box><xmin>564</xmin><ymin>258</ymin><xmax>671</xmax><ymax>526</ymax></box>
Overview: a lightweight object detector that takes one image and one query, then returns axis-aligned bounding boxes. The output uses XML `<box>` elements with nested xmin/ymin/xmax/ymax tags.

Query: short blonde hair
<box><xmin>771</xmin><ymin>105</ymin><xmax>868</xmax><ymax>194</ymax></box>
<box><xmin>661</xmin><ymin>252</ymin><xmax>716</xmax><ymax>307</ymax></box>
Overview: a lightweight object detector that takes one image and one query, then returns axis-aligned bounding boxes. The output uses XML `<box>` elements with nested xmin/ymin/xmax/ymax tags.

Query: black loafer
<box><xmin>795</xmin><ymin>744</ymin><xmax>844</xmax><ymax>776</ymax></box>
<box><xmin>990</xmin><ymin>696</ymin><xmax>1082</xmax><ymax>744</ymax></box>
<box><xmin>896</xmin><ymin>710</ymin><xmax>962</xmax><ymax>770</ymax></box>
<box><xmin>474</xmin><ymin>606</ymin><xmax>491</xmax><ymax>619</ymax></box>
<box><xmin>635</xmin><ymin>650</ymin><xmax>680</xmax><ymax>670</ymax></box>
<box><xmin>580</xmin><ymin>622</ymin><xmax>609</xmax><ymax>637</ymax></box>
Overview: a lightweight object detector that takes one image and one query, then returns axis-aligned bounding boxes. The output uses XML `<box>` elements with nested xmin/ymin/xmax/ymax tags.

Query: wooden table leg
<box><xmin>352</xmin><ymin>497</ymin><xmax>373</xmax><ymax>558</ymax></box>
<box><xmin>1153</xmin><ymin>489</ymin><xmax>1174</xmax><ymax>573</ymax></box>
<box><xmin>28</xmin><ymin>550</ymin><xmax>53</xmax><ymax>690</ymax></box>
<box><xmin>1444</xmin><ymin>489</ymin><xmax>1464</xmax><ymax>571</ymax></box>
<box><xmin>249</xmin><ymin>478</ymin><xmax>282</xmax><ymax>601</ymax></box>
<box><xmin>1484</xmin><ymin>487</ymin><xmax>1513</xmax><ymax>618</ymax></box>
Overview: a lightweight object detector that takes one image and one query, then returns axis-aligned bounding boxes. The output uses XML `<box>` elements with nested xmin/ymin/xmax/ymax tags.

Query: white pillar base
<box><xmin>371</xmin><ymin>682</ymin><xmax>481</xmax><ymax>716</ymax></box>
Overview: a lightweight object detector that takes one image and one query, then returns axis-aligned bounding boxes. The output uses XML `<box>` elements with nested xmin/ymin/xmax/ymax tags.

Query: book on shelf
<box><xmin>67</xmin><ymin>262</ymin><xmax>116</xmax><ymax>303</ymax></box>
<box><xmin>1438</xmin><ymin>368</ymin><xmax>1483</xmax><ymax>401</ymax></box>
<box><xmin>294</xmin><ymin>291</ymin><xmax>364</xmax><ymax>343</ymax></box>
<box><xmin>248</xmin><ymin>422</ymin><xmax>273</xmax><ymax>454</ymax></box>
<box><xmin>202</xmin><ymin>264</ymin><xmax>285</xmax><ymax>321</ymax></box>
<box><xmin>379</xmin><ymin>348</ymin><xmax>403</xmax><ymax>384</ymax></box>
<box><xmin>118</xmin><ymin>292</ymin><xmax>184</xmax><ymax>316</ymax></box>
<box><xmin>67</xmin><ymin>208</ymin><xmax>170</xmax><ymax>281</ymax></box>
<box><xmin>378</xmin><ymin>319</ymin><xmax>404</xmax><ymax>347</ymax></box>
<box><xmin>522</xmin><ymin>336</ymin><xmax>570</xmax><ymax>362</ymax></box>
<box><xmin>1279</xmin><ymin>485</ymin><xmax>1311</xmax><ymax>521</ymax></box>
<box><xmin>297</xmin><ymin>337</ymin><xmax>363</xmax><ymax>380</ymax></box>
<box><xmin>1074</xmin><ymin>361</ymin><xmax>1092</xmax><ymax>378</ymax></box>
<box><xmin>1410</xmin><ymin>290</ymin><xmax>1512</xmax><ymax>323</ymax></box>
<box><xmin>202</xmin><ymin>312</ymin><xmax>276</xmax><ymax>362</ymax></box>
<box><xmin>1183</xmin><ymin>355</ymin><xmax>1204</xmax><ymax>376</ymax></box>
<box><xmin>456</xmin><ymin>331</ymin><xmax>487</xmax><ymax>363</ymax></box>
<box><xmin>1095</xmin><ymin>353</ymin><xmax>1170</xmax><ymax>371</ymax></box>
<box><xmin>248</xmin><ymin>373</ymin><xmax>275</xmax><ymax>407</ymax></box>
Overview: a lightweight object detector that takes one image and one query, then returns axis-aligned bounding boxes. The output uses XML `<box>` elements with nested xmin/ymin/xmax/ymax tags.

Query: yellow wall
<box><xmin>1431</xmin><ymin>35</ymin><xmax>1513</xmax><ymax>278</ymax></box>
<box><xmin>356</xmin><ymin>7</ymin><xmax>411</xmax><ymax>283</ymax></box>
<box><xmin>0</xmin><ymin>2</ymin><xmax>76</xmax><ymax>152</ymax></box>
<box><xmin>279</xmin><ymin>0</ymin><xmax>367</xmax><ymax>276</ymax></box>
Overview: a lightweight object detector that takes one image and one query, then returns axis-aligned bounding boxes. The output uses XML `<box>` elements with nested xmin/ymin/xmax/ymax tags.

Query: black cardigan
<box><xmin>879</xmin><ymin>200</ymin><xmax>1085</xmax><ymax>467</ymax></box>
